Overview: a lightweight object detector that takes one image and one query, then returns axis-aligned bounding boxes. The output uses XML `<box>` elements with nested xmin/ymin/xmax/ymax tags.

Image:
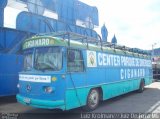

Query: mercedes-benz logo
<box><xmin>26</xmin><ymin>84</ymin><xmax>31</xmax><ymax>92</ymax></box>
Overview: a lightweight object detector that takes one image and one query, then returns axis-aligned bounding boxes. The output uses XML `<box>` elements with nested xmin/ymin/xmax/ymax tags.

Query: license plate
<box><xmin>24</xmin><ymin>98</ymin><xmax>31</xmax><ymax>104</ymax></box>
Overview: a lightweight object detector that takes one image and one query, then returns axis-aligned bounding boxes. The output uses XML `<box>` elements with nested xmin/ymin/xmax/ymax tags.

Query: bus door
<box><xmin>65</xmin><ymin>49</ymin><xmax>86</xmax><ymax>107</ymax></box>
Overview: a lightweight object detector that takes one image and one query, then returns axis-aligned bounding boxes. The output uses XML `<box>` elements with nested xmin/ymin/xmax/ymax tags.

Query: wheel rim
<box><xmin>88</xmin><ymin>90</ymin><xmax>99</xmax><ymax>108</ymax></box>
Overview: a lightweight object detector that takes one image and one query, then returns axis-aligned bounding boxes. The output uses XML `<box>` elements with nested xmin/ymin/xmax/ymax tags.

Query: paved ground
<box><xmin>1</xmin><ymin>82</ymin><xmax>160</xmax><ymax>119</ymax></box>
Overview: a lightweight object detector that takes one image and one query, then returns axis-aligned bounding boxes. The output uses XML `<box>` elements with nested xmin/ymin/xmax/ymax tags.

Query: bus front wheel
<box><xmin>83</xmin><ymin>89</ymin><xmax>100</xmax><ymax>111</ymax></box>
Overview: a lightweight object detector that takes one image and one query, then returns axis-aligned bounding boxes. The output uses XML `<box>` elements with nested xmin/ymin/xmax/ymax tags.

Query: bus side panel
<box><xmin>102</xmin><ymin>78</ymin><xmax>140</xmax><ymax>100</ymax></box>
<box><xmin>86</xmin><ymin>68</ymin><xmax>106</xmax><ymax>85</ymax></box>
<box><xmin>102</xmin><ymin>76</ymin><xmax>152</xmax><ymax>100</ymax></box>
<box><xmin>144</xmin><ymin>68</ymin><xmax>153</xmax><ymax>85</ymax></box>
<box><xmin>65</xmin><ymin>76</ymin><xmax>153</xmax><ymax>110</ymax></box>
<box><xmin>65</xmin><ymin>50</ymin><xmax>153</xmax><ymax>110</ymax></box>
<box><xmin>65</xmin><ymin>88</ymin><xmax>90</xmax><ymax>110</ymax></box>
<box><xmin>65</xmin><ymin>69</ymin><xmax>106</xmax><ymax>110</ymax></box>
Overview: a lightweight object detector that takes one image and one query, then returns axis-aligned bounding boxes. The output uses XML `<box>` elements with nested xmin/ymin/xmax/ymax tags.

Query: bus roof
<box><xmin>22</xmin><ymin>32</ymin><xmax>151</xmax><ymax>59</ymax></box>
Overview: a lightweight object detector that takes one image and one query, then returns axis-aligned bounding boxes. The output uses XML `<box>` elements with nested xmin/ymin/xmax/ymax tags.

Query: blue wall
<box><xmin>0</xmin><ymin>28</ymin><xmax>32</xmax><ymax>53</ymax></box>
<box><xmin>16</xmin><ymin>12</ymin><xmax>98</xmax><ymax>37</ymax></box>
<box><xmin>0</xmin><ymin>9</ymin><xmax>4</xmax><ymax>27</ymax></box>
<box><xmin>0</xmin><ymin>54</ymin><xmax>23</xmax><ymax>96</ymax></box>
<box><xmin>0</xmin><ymin>0</ymin><xmax>7</xmax><ymax>27</ymax></box>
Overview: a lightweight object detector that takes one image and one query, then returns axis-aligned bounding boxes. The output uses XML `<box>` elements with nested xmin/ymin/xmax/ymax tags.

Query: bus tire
<box><xmin>83</xmin><ymin>88</ymin><xmax>100</xmax><ymax>111</ymax></box>
<box><xmin>137</xmin><ymin>79</ymin><xmax>145</xmax><ymax>93</ymax></box>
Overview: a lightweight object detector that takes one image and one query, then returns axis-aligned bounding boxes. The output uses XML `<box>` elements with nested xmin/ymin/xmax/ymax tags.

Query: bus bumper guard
<box><xmin>16</xmin><ymin>94</ymin><xmax>65</xmax><ymax>109</ymax></box>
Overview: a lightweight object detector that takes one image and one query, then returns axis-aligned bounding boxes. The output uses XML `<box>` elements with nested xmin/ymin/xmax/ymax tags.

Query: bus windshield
<box><xmin>34</xmin><ymin>47</ymin><xmax>62</xmax><ymax>71</ymax></box>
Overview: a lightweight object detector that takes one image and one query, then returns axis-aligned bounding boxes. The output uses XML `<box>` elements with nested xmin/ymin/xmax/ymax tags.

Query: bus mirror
<box><xmin>68</xmin><ymin>51</ymin><xmax>75</xmax><ymax>62</ymax></box>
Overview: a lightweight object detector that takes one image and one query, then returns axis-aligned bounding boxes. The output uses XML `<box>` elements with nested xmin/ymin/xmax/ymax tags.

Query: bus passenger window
<box><xmin>67</xmin><ymin>49</ymin><xmax>84</xmax><ymax>72</ymax></box>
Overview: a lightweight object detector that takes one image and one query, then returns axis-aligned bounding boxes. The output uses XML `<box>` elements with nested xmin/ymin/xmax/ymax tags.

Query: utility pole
<box><xmin>152</xmin><ymin>43</ymin><xmax>157</xmax><ymax>61</ymax></box>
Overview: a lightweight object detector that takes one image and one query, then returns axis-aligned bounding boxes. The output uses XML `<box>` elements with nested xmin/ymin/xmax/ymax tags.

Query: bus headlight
<box><xmin>44</xmin><ymin>86</ymin><xmax>53</xmax><ymax>93</ymax></box>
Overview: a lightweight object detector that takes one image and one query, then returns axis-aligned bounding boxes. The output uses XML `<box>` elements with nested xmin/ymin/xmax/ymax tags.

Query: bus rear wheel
<box><xmin>83</xmin><ymin>89</ymin><xmax>100</xmax><ymax>111</ymax></box>
<box><xmin>138</xmin><ymin>80</ymin><xmax>145</xmax><ymax>93</ymax></box>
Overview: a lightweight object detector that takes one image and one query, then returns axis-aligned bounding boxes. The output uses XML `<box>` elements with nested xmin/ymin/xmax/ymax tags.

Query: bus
<box><xmin>16</xmin><ymin>32</ymin><xmax>153</xmax><ymax>111</ymax></box>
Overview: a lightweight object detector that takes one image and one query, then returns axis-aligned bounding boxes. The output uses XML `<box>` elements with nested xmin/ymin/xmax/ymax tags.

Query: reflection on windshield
<box><xmin>34</xmin><ymin>47</ymin><xmax>62</xmax><ymax>71</ymax></box>
<box><xmin>24</xmin><ymin>50</ymin><xmax>33</xmax><ymax>70</ymax></box>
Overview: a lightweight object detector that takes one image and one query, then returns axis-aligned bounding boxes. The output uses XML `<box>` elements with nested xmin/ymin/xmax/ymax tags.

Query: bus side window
<box><xmin>67</xmin><ymin>49</ymin><xmax>84</xmax><ymax>72</ymax></box>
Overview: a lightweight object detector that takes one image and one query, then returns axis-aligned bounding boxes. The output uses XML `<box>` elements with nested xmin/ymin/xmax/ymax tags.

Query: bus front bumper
<box><xmin>16</xmin><ymin>94</ymin><xmax>65</xmax><ymax>110</ymax></box>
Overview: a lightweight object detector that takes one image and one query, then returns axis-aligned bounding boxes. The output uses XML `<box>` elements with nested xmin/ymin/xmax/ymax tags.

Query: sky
<box><xmin>80</xmin><ymin>0</ymin><xmax>160</xmax><ymax>50</ymax></box>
